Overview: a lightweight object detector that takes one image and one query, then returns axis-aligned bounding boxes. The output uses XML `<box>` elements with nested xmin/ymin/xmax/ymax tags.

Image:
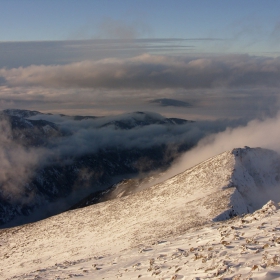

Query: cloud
<box><xmin>150</xmin><ymin>98</ymin><xmax>191</xmax><ymax>107</ymax></box>
<box><xmin>0</xmin><ymin>116</ymin><xmax>47</xmax><ymax>203</ymax></box>
<box><xmin>165</xmin><ymin>111</ymin><xmax>280</xmax><ymax>179</ymax></box>
<box><xmin>97</xmin><ymin>18</ymin><xmax>152</xmax><ymax>40</ymax></box>
<box><xmin>26</xmin><ymin>112</ymin><xmax>249</xmax><ymax>161</ymax></box>
<box><xmin>2</xmin><ymin>107</ymin><xmax>280</xmax><ymax>225</ymax></box>
<box><xmin>0</xmin><ymin>110</ymin><xmax>251</xmax><ymax>216</ymax></box>
<box><xmin>2</xmin><ymin>54</ymin><xmax>280</xmax><ymax>90</ymax></box>
<box><xmin>0</xmin><ymin>39</ymin><xmax>195</xmax><ymax>68</ymax></box>
<box><xmin>0</xmin><ymin>84</ymin><xmax>278</xmax><ymax>121</ymax></box>
<box><xmin>0</xmin><ymin>54</ymin><xmax>279</xmax><ymax>120</ymax></box>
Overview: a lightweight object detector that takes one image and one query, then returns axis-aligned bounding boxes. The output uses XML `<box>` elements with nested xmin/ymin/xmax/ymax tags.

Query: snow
<box><xmin>1</xmin><ymin>147</ymin><xmax>280</xmax><ymax>279</ymax></box>
<box><xmin>2</xmin><ymin>201</ymin><xmax>280</xmax><ymax>279</ymax></box>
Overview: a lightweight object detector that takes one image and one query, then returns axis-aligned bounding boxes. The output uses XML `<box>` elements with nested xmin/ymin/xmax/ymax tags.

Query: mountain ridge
<box><xmin>1</xmin><ymin>147</ymin><xmax>280</xmax><ymax>278</ymax></box>
<box><xmin>0</xmin><ymin>109</ymin><xmax>194</xmax><ymax>227</ymax></box>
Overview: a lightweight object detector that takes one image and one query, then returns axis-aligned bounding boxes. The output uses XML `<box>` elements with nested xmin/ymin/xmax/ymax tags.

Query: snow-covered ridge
<box><xmin>74</xmin><ymin>146</ymin><xmax>280</xmax><ymax>217</ymax></box>
<box><xmin>1</xmin><ymin>147</ymin><xmax>280</xmax><ymax>279</ymax></box>
<box><xmin>226</xmin><ymin>147</ymin><xmax>280</xmax><ymax>218</ymax></box>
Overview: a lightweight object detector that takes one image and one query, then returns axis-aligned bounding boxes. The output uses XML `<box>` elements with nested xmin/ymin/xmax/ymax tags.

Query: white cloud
<box><xmin>1</xmin><ymin>54</ymin><xmax>280</xmax><ymax>89</ymax></box>
<box><xmin>0</xmin><ymin>118</ymin><xmax>47</xmax><ymax>202</ymax></box>
<box><xmin>169</xmin><ymin>111</ymin><xmax>280</xmax><ymax>177</ymax></box>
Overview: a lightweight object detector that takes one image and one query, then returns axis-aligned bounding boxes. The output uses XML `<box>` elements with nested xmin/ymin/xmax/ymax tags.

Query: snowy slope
<box><xmin>5</xmin><ymin>201</ymin><xmax>280</xmax><ymax>280</ymax></box>
<box><xmin>73</xmin><ymin>147</ymin><xmax>280</xmax><ymax>215</ymax></box>
<box><xmin>1</xmin><ymin>147</ymin><xmax>280</xmax><ymax>279</ymax></box>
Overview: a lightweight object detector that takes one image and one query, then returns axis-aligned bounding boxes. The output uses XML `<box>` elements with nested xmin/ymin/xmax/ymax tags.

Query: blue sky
<box><xmin>0</xmin><ymin>0</ymin><xmax>280</xmax><ymax>119</ymax></box>
<box><xmin>1</xmin><ymin>0</ymin><xmax>280</xmax><ymax>54</ymax></box>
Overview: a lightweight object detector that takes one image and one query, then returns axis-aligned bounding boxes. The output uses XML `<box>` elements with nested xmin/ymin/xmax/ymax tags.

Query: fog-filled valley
<box><xmin>0</xmin><ymin>108</ymin><xmax>254</xmax><ymax>228</ymax></box>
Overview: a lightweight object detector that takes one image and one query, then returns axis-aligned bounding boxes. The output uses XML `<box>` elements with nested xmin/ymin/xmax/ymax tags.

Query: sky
<box><xmin>1</xmin><ymin>0</ymin><xmax>280</xmax><ymax>54</ymax></box>
<box><xmin>0</xmin><ymin>0</ymin><xmax>280</xmax><ymax>119</ymax></box>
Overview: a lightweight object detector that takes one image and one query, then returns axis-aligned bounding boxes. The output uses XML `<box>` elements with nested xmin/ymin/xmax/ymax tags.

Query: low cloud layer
<box><xmin>150</xmin><ymin>98</ymin><xmax>191</xmax><ymax>107</ymax></box>
<box><xmin>0</xmin><ymin>53</ymin><xmax>279</xmax><ymax>120</ymax></box>
<box><xmin>29</xmin><ymin>112</ymin><xmax>248</xmax><ymax>159</ymax></box>
<box><xmin>1</xmin><ymin>54</ymin><xmax>280</xmax><ymax>90</ymax></box>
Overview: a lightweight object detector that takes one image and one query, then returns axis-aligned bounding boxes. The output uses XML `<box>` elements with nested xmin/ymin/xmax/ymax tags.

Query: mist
<box><xmin>0</xmin><ymin>117</ymin><xmax>47</xmax><ymax>203</ymax></box>
<box><xmin>27</xmin><ymin>112</ymin><xmax>251</xmax><ymax>160</ymax></box>
<box><xmin>166</xmin><ymin>111</ymin><xmax>280</xmax><ymax>179</ymax></box>
<box><xmin>0</xmin><ymin>110</ymin><xmax>250</xmax><ymax>207</ymax></box>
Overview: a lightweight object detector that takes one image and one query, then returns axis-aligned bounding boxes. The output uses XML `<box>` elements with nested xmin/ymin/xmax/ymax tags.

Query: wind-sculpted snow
<box><xmin>218</xmin><ymin>147</ymin><xmax>280</xmax><ymax>220</ymax></box>
<box><xmin>2</xmin><ymin>147</ymin><xmax>280</xmax><ymax>278</ymax></box>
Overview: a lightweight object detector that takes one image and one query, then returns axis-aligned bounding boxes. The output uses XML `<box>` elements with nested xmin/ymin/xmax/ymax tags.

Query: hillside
<box><xmin>0</xmin><ymin>110</ymin><xmax>194</xmax><ymax>227</ymax></box>
<box><xmin>4</xmin><ymin>201</ymin><xmax>280</xmax><ymax>279</ymax></box>
<box><xmin>1</xmin><ymin>147</ymin><xmax>280</xmax><ymax>279</ymax></box>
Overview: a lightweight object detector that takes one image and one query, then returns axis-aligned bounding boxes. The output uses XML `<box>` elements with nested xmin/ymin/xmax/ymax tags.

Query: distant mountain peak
<box><xmin>3</xmin><ymin>109</ymin><xmax>43</xmax><ymax>118</ymax></box>
<box><xmin>99</xmin><ymin>111</ymin><xmax>192</xmax><ymax>129</ymax></box>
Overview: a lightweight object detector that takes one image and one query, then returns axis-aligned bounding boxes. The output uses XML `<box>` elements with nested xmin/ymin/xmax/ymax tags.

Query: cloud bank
<box><xmin>1</xmin><ymin>54</ymin><xmax>280</xmax><ymax>90</ymax></box>
<box><xmin>28</xmin><ymin>112</ymin><xmax>248</xmax><ymax>159</ymax></box>
<box><xmin>0</xmin><ymin>53</ymin><xmax>279</xmax><ymax>120</ymax></box>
